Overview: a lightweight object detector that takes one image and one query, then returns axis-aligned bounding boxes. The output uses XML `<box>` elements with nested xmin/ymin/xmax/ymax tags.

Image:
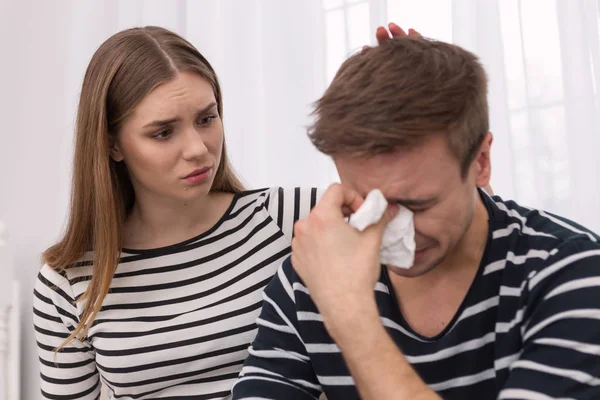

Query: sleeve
<box><xmin>232</xmin><ymin>257</ymin><xmax>322</xmax><ymax>400</ymax></box>
<box><xmin>33</xmin><ymin>265</ymin><xmax>101</xmax><ymax>400</ymax></box>
<box><xmin>266</xmin><ymin>187</ymin><xmax>323</xmax><ymax>242</ymax></box>
<box><xmin>498</xmin><ymin>240</ymin><xmax>600</xmax><ymax>400</ymax></box>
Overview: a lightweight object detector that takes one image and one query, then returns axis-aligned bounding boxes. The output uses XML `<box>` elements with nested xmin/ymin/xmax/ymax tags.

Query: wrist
<box><xmin>322</xmin><ymin>295</ymin><xmax>381</xmax><ymax>347</ymax></box>
<box><xmin>337</xmin><ymin>322</ymin><xmax>439</xmax><ymax>400</ymax></box>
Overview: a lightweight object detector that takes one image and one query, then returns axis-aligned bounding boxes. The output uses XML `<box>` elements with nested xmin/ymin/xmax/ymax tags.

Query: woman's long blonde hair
<box><xmin>43</xmin><ymin>26</ymin><xmax>244</xmax><ymax>347</ymax></box>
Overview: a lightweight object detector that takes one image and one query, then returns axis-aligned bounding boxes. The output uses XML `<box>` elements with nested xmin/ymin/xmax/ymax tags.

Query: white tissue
<box><xmin>348</xmin><ymin>189</ymin><xmax>415</xmax><ymax>269</ymax></box>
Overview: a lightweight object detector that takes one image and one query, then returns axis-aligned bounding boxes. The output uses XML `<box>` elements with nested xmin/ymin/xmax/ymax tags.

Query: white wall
<box><xmin>0</xmin><ymin>1</ymin><xmax>332</xmax><ymax>398</ymax></box>
<box><xmin>2</xmin><ymin>1</ymin><xmax>599</xmax><ymax>398</ymax></box>
<box><xmin>1</xmin><ymin>2</ymin><xmax>73</xmax><ymax>398</ymax></box>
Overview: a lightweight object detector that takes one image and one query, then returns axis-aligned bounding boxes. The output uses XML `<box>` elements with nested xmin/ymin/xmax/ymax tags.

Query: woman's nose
<box><xmin>181</xmin><ymin>127</ymin><xmax>208</xmax><ymax>161</ymax></box>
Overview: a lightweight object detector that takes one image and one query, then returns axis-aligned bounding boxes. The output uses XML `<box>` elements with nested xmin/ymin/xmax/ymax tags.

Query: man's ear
<box><xmin>109</xmin><ymin>136</ymin><xmax>124</xmax><ymax>162</ymax></box>
<box><xmin>474</xmin><ymin>132</ymin><xmax>493</xmax><ymax>188</ymax></box>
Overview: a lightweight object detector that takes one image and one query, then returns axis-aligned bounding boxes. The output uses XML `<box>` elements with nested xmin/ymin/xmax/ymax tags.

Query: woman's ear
<box><xmin>109</xmin><ymin>136</ymin><xmax>124</xmax><ymax>162</ymax></box>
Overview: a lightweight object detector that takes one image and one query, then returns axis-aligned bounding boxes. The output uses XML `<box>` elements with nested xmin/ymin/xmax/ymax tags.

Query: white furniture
<box><xmin>0</xmin><ymin>220</ymin><xmax>19</xmax><ymax>400</ymax></box>
<box><xmin>0</xmin><ymin>282</ymin><xmax>20</xmax><ymax>400</ymax></box>
<box><xmin>0</xmin><ymin>303</ymin><xmax>7</xmax><ymax>400</ymax></box>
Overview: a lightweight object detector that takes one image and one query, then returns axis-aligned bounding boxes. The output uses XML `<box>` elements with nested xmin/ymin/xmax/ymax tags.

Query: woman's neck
<box><xmin>122</xmin><ymin>191</ymin><xmax>235</xmax><ymax>250</ymax></box>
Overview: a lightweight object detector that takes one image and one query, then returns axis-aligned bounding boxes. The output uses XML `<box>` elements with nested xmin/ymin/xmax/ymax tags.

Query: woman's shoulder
<box><xmin>36</xmin><ymin>253</ymin><xmax>94</xmax><ymax>301</ymax></box>
<box><xmin>37</xmin><ymin>263</ymin><xmax>72</xmax><ymax>291</ymax></box>
<box><xmin>230</xmin><ymin>187</ymin><xmax>277</xmax><ymax>211</ymax></box>
<box><xmin>232</xmin><ymin>187</ymin><xmax>322</xmax><ymax>242</ymax></box>
<box><xmin>35</xmin><ymin>264</ymin><xmax>79</xmax><ymax>312</ymax></box>
<box><xmin>234</xmin><ymin>187</ymin><xmax>322</xmax><ymax>214</ymax></box>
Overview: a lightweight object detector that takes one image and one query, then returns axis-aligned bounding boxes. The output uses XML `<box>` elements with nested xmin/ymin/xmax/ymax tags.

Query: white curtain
<box><xmin>386</xmin><ymin>0</ymin><xmax>600</xmax><ymax>232</ymax></box>
<box><xmin>0</xmin><ymin>1</ymin><xmax>331</xmax><ymax>399</ymax></box>
<box><xmin>1</xmin><ymin>1</ymin><xmax>599</xmax><ymax>399</ymax></box>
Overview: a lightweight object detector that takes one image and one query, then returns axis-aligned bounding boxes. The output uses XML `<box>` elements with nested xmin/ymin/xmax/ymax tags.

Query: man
<box><xmin>232</xmin><ymin>31</ymin><xmax>600</xmax><ymax>400</ymax></box>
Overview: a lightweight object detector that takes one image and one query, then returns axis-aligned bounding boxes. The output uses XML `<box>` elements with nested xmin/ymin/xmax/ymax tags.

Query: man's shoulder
<box><xmin>268</xmin><ymin>256</ymin><xmax>305</xmax><ymax>293</ymax></box>
<box><xmin>485</xmin><ymin>193</ymin><xmax>600</xmax><ymax>292</ymax></box>
<box><xmin>264</xmin><ymin>256</ymin><xmax>316</xmax><ymax>312</ymax></box>
<box><xmin>527</xmin><ymin>235</ymin><xmax>600</xmax><ymax>288</ymax></box>
<box><xmin>484</xmin><ymin>193</ymin><xmax>599</xmax><ymax>279</ymax></box>
<box><xmin>486</xmin><ymin>193</ymin><xmax>599</xmax><ymax>250</ymax></box>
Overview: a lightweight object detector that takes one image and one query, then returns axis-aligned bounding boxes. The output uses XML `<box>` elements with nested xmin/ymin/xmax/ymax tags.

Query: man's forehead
<box><xmin>335</xmin><ymin>154</ymin><xmax>454</xmax><ymax>202</ymax></box>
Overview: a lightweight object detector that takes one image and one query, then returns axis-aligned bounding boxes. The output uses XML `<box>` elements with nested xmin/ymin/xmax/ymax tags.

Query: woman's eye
<box><xmin>198</xmin><ymin>115</ymin><xmax>217</xmax><ymax>126</ymax></box>
<box><xmin>153</xmin><ymin>129</ymin><xmax>173</xmax><ymax>139</ymax></box>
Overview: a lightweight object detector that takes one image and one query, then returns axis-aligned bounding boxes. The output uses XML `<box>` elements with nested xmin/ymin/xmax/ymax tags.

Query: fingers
<box><xmin>375</xmin><ymin>26</ymin><xmax>391</xmax><ymax>44</ymax></box>
<box><xmin>364</xmin><ymin>203</ymin><xmax>399</xmax><ymax>242</ymax></box>
<box><xmin>320</xmin><ymin>184</ymin><xmax>364</xmax><ymax>216</ymax></box>
<box><xmin>342</xmin><ymin>206</ymin><xmax>356</xmax><ymax>218</ymax></box>
<box><xmin>375</xmin><ymin>23</ymin><xmax>422</xmax><ymax>46</ymax></box>
<box><xmin>379</xmin><ymin>204</ymin><xmax>400</xmax><ymax>230</ymax></box>
<box><xmin>388</xmin><ymin>23</ymin><xmax>407</xmax><ymax>37</ymax></box>
<box><xmin>293</xmin><ymin>219</ymin><xmax>307</xmax><ymax>237</ymax></box>
<box><xmin>408</xmin><ymin>28</ymin><xmax>422</xmax><ymax>37</ymax></box>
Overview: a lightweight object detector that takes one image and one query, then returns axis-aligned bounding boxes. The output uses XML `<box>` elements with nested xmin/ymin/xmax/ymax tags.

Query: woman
<box><xmin>33</xmin><ymin>24</ymin><xmax>412</xmax><ymax>399</ymax></box>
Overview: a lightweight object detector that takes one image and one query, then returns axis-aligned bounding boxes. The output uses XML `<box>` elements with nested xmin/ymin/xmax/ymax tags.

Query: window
<box><xmin>322</xmin><ymin>0</ymin><xmax>583</xmax><ymax>212</ymax></box>
<box><xmin>322</xmin><ymin>0</ymin><xmax>371</xmax><ymax>83</ymax></box>
<box><xmin>497</xmin><ymin>0</ymin><xmax>571</xmax><ymax>208</ymax></box>
<box><xmin>322</xmin><ymin>0</ymin><xmax>455</xmax><ymax>83</ymax></box>
<box><xmin>386</xmin><ymin>0</ymin><xmax>453</xmax><ymax>42</ymax></box>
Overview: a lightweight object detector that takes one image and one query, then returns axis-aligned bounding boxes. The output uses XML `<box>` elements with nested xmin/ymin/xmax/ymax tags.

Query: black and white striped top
<box><xmin>33</xmin><ymin>187</ymin><xmax>319</xmax><ymax>400</ymax></box>
<box><xmin>233</xmin><ymin>190</ymin><xmax>600</xmax><ymax>400</ymax></box>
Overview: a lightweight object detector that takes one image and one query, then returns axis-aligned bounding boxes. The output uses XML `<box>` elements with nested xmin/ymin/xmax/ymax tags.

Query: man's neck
<box><xmin>388</xmin><ymin>192</ymin><xmax>490</xmax><ymax>337</ymax></box>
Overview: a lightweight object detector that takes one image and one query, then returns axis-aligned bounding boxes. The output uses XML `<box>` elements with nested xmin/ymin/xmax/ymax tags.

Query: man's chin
<box><xmin>386</xmin><ymin>252</ymin><xmax>443</xmax><ymax>278</ymax></box>
<box><xmin>387</xmin><ymin>264</ymin><xmax>430</xmax><ymax>278</ymax></box>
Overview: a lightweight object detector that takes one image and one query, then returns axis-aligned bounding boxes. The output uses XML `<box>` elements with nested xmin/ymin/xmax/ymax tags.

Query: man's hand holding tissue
<box><xmin>291</xmin><ymin>183</ymin><xmax>440</xmax><ymax>400</ymax></box>
<box><xmin>291</xmin><ymin>183</ymin><xmax>397</xmax><ymax>338</ymax></box>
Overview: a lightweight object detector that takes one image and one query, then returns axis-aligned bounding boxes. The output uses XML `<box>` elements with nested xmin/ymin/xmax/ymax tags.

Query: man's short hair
<box><xmin>308</xmin><ymin>36</ymin><xmax>489</xmax><ymax>177</ymax></box>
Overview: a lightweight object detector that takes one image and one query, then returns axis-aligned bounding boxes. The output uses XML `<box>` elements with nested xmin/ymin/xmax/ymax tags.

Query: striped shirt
<box><xmin>33</xmin><ymin>187</ymin><xmax>319</xmax><ymax>400</ymax></box>
<box><xmin>233</xmin><ymin>190</ymin><xmax>600</xmax><ymax>400</ymax></box>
